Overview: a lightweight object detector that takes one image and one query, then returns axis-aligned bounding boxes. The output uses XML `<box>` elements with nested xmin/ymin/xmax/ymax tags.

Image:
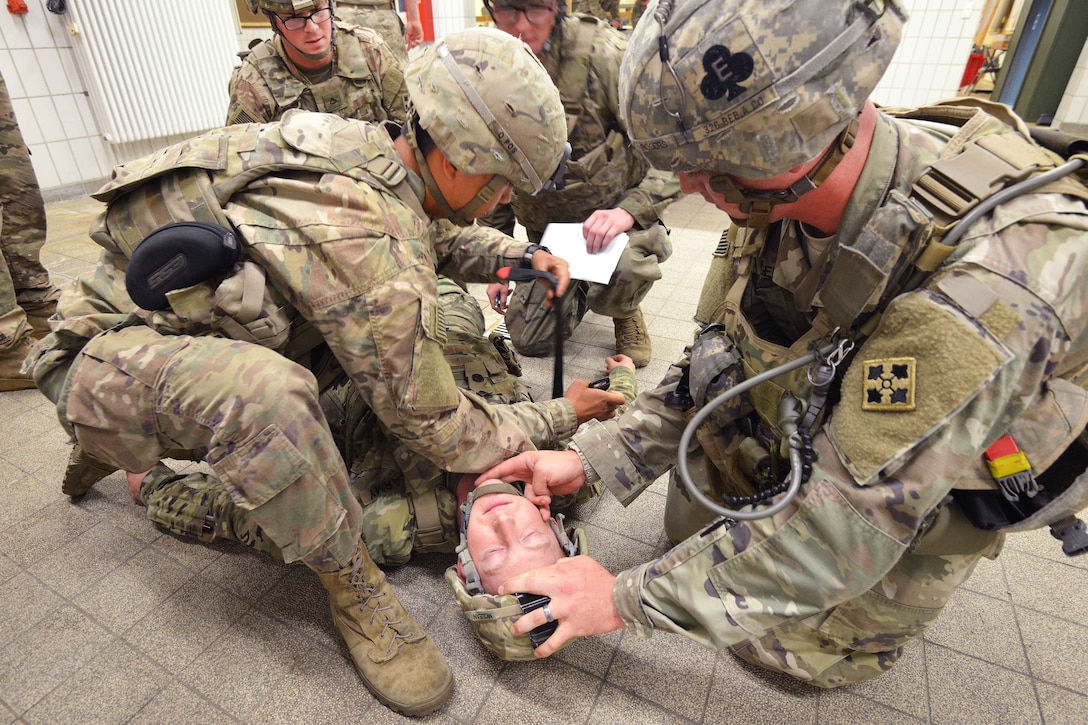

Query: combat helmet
<box><xmin>619</xmin><ymin>0</ymin><xmax>906</xmax><ymax>181</ymax></box>
<box><xmin>248</xmin><ymin>0</ymin><xmax>323</xmax><ymax>13</ymax></box>
<box><xmin>445</xmin><ymin>481</ymin><xmax>585</xmax><ymax>661</ymax></box>
<box><xmin>403</xmin><ymin>26</ymin><xmax>570</xmax><ymax>225</ymax></box>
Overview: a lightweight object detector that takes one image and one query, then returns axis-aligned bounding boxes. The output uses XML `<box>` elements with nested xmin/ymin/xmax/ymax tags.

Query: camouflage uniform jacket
<box><xmin>569</xmin><ymin>0</ymin><xmax>619</xmax><ymax>24</ymax></box>
<box><xmin>41</xmin><ymin>112</ymin><xmax>578</xmax><ymax>474</ymax></box>
<box><xmin>510</xmin><ymin>14</ymin><xmax>679</xmax><ymax>233</ymax></box>
<box><xmin>225</xmin><ymin>21</ymin><xmax>408</xmax><ymax>126</ymax></box>
<box><xmin>572</xmin><ymin>108</ymin><xmax>1088</xmax><ymax>650</ymax></box>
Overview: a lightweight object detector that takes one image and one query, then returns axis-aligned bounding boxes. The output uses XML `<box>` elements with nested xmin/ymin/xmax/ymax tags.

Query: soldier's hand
<box><xmin>499</xmin><ymin>555</ymin><xmax>624</xmax><ymax>657</ymax></box>
<box><xmin>565</xmin><ymin>378</ymin><xmax>626</xmax><ymax>424</ymax></box>
<box><xmin>477</xmin><ymin>449</ymin><xmax>586</xmax><ymax>512</ymax></box>
<box><xmin>583</xmin><ymin>208</ymin><xmax>635</xmax><ymax>253</ymax></box>
<box><xmin>404</xmin><ymin>20</ymin><xmax>424</xmax><ymax>50</ymax></box>
<box><xmin>486</xmin><ymin>282</ymin><xmax>510</xmax><ymax>314</ymax></box>
<box><xmin>605</xmin><ymin>354</ymin><xmax>634</xmax><ymax>373</ymax></box>
<box><xmin>530</xmin><ymin>250</ymin><xmax>571</xmax><ymax>304</ymax></box>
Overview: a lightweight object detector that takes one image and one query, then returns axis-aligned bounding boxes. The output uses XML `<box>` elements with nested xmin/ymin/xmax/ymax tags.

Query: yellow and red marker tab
<box><xmin>984</xmin><ymin>433</ymin><xmax>1038</xmax><ymax>502</ymax></box>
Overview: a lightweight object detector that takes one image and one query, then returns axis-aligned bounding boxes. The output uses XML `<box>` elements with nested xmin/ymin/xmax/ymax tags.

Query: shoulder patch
<box><xmin>830</xmin><ymin>291</ymin><xmax>1012</xmax><ymax>484</ymax></box>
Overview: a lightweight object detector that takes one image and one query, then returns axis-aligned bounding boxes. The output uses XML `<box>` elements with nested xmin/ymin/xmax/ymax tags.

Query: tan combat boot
<box><xmin>614</xmin><ymin>308</ymin><xmax>651</xmax><ymax>368</ymax></box>
<box><xmin>61</xmin><ymin>444</ymin><xmax>120</xmax><ymax>498</ymax></box>
<box><xmin>317</xmin><ymin>545</ymin><xmax>453</xmax><ymax>717</ymax></box>
<box><xmin>25</xmin><ymin>298</ymin><xmax>57</xmax><ymax>339</ymax></box>
<box><xmin>0</xmin><ymin>338</ymin><xmax>36</xmax><ymax>391</ymax></box>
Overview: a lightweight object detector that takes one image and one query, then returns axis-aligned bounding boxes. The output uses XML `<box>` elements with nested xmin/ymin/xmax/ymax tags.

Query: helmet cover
<box><xmin>404</xmin><ymin>26</ymin><xmax>567</xmax><ymax>195</ymax></box>
<box><xmin>619</xmin><ymin>0</ymin><xmax>906</xmax><ymax>179</ymax></box>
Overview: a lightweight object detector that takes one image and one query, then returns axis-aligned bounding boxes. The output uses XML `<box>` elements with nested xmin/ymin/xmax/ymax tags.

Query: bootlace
<box><xmin>349</xmin><ymin>555</ymin><xmax>413</xmax><ymax>654</ymax></box>
<box><xmin>616</xmin><ymin>314</ymin><xmax>646</xmax><ymax>346</ymax></box>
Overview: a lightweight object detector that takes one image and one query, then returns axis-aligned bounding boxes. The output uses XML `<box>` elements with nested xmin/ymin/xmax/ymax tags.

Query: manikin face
<box><xmin>490</xmin><ymin>2</ymin><xmax>558</xmax><ymax>57</ymax></box>
<box><xmin>273</xmin><ymin>1</ymin><xmax>334</xmax><ymax>70</ymax></box>
<box><xmin>466</xmin><ymin>489</ymin><xmax>565</xmax><ymax>594</ymax></box>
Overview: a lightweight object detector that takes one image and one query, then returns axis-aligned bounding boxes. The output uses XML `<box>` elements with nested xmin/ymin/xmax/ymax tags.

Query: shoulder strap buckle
<box><xmin>911</xmin><ymin>135</ymin><xmax>1038</xmax><ymax>225</ymax></box>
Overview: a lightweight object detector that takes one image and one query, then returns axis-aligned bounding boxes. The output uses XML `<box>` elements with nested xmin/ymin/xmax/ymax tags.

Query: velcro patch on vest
<box><xmin>830</xmin><ymin>291</ymin><xmax>1011</xmax><ymax>485</ymax></box>
<box><xmin>862</xmin><ymin>357</ymin><xmax>916</xmax><ymax>412</ymax></box>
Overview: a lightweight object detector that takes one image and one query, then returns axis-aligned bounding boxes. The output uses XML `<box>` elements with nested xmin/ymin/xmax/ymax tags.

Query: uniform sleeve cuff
<box><xmin>542</xmin><ymin>397</ymin><xmax>578</xmax><ymax>442</ymax></box>
<box><xmin>613</xmin><ymin>566</ymin><xmax>654</xmax><ymax>638</ymax></box>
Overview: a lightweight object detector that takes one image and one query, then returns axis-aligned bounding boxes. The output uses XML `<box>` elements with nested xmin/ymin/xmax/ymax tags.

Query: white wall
<box><xmin>875</xmin><ymin>0</ymin><xmax>982</xmax><ymax>108</ymax></box>
<box><xmin>0</xmin><ymin>0</ymin><xmax>196</xmax><ymax>202</ymax></box>
<box><xmin>2</xmin><ymin>0</ymin><xmax>1086</xmax><ymax>201</ymax></box>
<box><xmin>1055</xmin><ymin>39</ymin><xmax>1088</xmax><ymax>136</ymax></box>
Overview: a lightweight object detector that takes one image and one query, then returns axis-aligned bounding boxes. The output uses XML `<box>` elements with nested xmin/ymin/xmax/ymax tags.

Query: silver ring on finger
<box><xmin>542</xmin><ymin>603</ymin><xmax>555</xmax><ymax>623</ymax></box>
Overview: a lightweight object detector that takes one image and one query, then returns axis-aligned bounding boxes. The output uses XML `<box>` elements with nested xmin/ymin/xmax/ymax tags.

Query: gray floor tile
<box><xmin>0</xmin><ymin>498</ymin><xmax>100</xmax><ymax>567</ymax></box>
<box><xmin>27</xmin><ymin>519</ymin><xmax>147</xmax><ymax>598</ymax></box>
<box><xmin>1016</xmin><ymin>606</ymin><xmax>1088</xmax><ymax>697</ymax></box>
<box><xmin>605</xmin><ymin>631</ymin><xmax>716</xmax><ymax>721</ymax></box>
<box><xmin>0</xmin><ymin>572</ymin><xmax>65</xmax><ymax>649</ymax></box>
<box><xmin>179</xmin><ymin>610</ymin><xmax>319</xmax><ymax>720</ymax></box>
<box><xmin>0</xmin><ymin>603</ymin><xmax>115</xmax><ymax>715</ymax></box>
<box><xmin>128</xmin><ymin>682</ymin><xmax>237</xmax><ymax>725</ymax></box>
<box><xmin>1035</xmin><ymin>682</ymin><xmax>1088</xmax><ymax>725</ymax></box>
<box><xmin>72</xmin><ymin>546</ymin><xmax>197</xmax><ymax>635</ymax></box>
<box><xmin>705</xmin><ymin>652</ymin><xmax>819</xmax><ymax>724</ymax></box>
<box><xmin>122</xmin><ymin>573</ymin><xmax>252</xmax><ymax>671</ymax></box>
<box><xmin>923</xmin><ymin>587</ymin><xmax>1029</xmax><ymax>673</ymax></box>
<box><xmin>1001</xmin><ymin>548</ymin><xmax>1088</xmax><ymax>627</ymax></box>
<box><xmin>589</xmin><ymin>684</ymin><xmax>694</xmax><ymax>725</ymax></box>
<box><xmin>924</xmin><ymin>643</ymin><xmax>1043</xmax><ymax>724</ymax></box>
<box><xmin>22</xmin><ymin>641</ymin><xmax>173</xmax><ymax>725</ymax></box>
<box><xmin>480</xmin><ymin>658</ymin><xmax>602</xmax><ymax>724</ymax></box>
<box><xmin>836</xmin><ymin>638</ymin><xmax>930</xmax><ymax>720</ymax></box>
<box><xmin>817</xmin><ymin>691</ymin><xmax>927</xmax><ymax>725</ymax></box>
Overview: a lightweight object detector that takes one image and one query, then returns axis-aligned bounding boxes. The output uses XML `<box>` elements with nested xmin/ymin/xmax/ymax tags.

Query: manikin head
<box><xmin>445</xmin><ymin>480</ymin><xmax>585</xmax><ymax>661</ymax></box>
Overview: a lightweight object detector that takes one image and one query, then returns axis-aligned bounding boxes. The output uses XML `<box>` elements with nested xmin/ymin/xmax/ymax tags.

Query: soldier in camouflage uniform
<box><xmin>569</xmin><ymin>0</ymin><xmax>620</xmax><ymax>28</ymax></box>
<box><xmin>228</xmin><ymin>0</ymin><xmax>408</xmax><ymax>127</ymax></box>
<box><xmin>133</xmin><ymin>276</ymin><xmax>638</xmax><ymax>568</ymax></box>
<box><xmin>481</xmin><ymin>0</ymin><xmax>680</xmax><ymax>369</ymax></box>
<box><xmin>0</xmin><ymin>71</ymin><xmax>61</xmax><ymax>391</ymax></box>
<box><xmin>628</xmin><ymin>0</ymin><xmax>649</xmax><ymax>30</ymax></box>
<box><xmin>335</xmin><ymin>0</ymin><xmax>422</xmax><ymax>61</ymax></box>
<box><xmin>481</xmin><ymin>0</ymin><xmax>1088</xmax><ymax>685</ymax></box>
<box><xmin>27</xmin><ymin>28</ymin><xmax>626</xmax><ymax>716</ymax></box>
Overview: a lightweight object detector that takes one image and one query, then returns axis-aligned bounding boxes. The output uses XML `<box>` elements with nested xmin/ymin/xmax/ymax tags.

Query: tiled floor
<box><xmin>2</xmin><ymin>193</ymin><xmax>1087</xmax><ymax>724</ymax></box>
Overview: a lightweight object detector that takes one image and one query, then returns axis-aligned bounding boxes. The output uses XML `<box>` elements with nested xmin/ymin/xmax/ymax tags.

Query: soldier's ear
<box><xmin>431</xmin><ymin>150</ymin><xmax>462</xmax><ymax>184</ymax></box>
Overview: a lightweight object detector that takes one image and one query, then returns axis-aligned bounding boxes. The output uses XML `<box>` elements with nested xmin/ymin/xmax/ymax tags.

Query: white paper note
<box><xmin>538</xmin><ymin>223</ymin><xmax>629</xmax><ymax>284</ymax></box>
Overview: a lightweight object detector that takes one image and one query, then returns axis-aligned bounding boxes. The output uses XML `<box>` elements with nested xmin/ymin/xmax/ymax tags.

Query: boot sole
<box><xmin>0</xmin><ymin>377</ymin><xmax>38</xmax><ymax>391</ymax></box>
<box><xmin>331</xmin><ymin>607</ymin><xmax>454</xmax><ymax>717</ymax></box>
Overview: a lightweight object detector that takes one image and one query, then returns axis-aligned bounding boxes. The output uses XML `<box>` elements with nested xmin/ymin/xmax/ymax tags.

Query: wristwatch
<box><xmin>521</xmin><ymin>243</ymin><xmax>550</xmax><ymax>269</ymax></box>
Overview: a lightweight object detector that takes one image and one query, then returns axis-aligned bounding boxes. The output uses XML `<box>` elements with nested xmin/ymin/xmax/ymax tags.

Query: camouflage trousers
<box><xmin>128</xmin><ymin>279</ymin><xmax>628</xmax><ymax>567</ymax></box>
<box><xmin>0</xmin><ymin>72</ymin><xmax>59</xmax><ymax>351</ymax></box>
<box><xmin>728</xmin><ymin>535</ymin><xmax>1001</xmax><ymax>687</ymax></box>
<box><xmin>59</xmin><ymin>324</ymin><xmax>362</xmax><ymax>571</ymax></box>
<box><xmin>335</xmin><ymin>3</ymin><xmax>407</xmax><ymax>63</ymax></box>
<box><xmin>504</xmin><ymin>222</ymin><xmax>672</xmax><ymax>356</ymax></box>
<box><xmin>126</xmin><ymin>279</ymin><xmax>526</xmax><ymax>567</ymax></box>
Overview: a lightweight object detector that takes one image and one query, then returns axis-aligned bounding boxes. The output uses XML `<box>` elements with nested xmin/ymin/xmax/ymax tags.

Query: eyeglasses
<box><xmin>487</xmin><ymin>3</ymin><xmax>556</xmax><ymax>26</ymax></box>
<box><xmin>274</xmin><ymin>5</ymin><xmax>333</xmax><ymax>31</ymax></box>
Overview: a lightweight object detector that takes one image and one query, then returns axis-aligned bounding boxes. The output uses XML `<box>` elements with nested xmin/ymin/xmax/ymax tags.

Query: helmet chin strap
<box><xmin>404</xmin><ymin>115</ymin><xmax>508</xmax><ymax>226</ymax></box>
<box><xmin>709</xmin><ymin>117</ymin><xmax>858</xmax><ymax>229</ymax></box>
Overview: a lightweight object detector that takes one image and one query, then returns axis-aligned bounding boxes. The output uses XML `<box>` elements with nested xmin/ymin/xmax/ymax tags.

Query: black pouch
<box><xmin>515</xmin><ymin>592</ymin><xmax>558</xmax><ymax>648</ymax></box>
<box><xmin>125</xmin><ymin>222</ymin><xmax>241</xmax><ymax>311</ymax></box>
